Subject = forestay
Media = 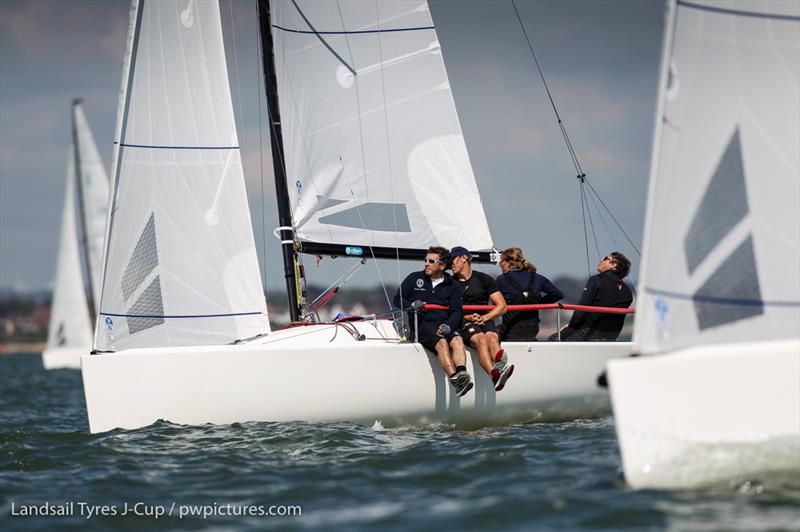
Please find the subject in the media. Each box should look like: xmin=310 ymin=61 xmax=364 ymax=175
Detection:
xmin=47 ymin=150 xmax=94 ymax=351
xmin=271 ymin=0 xmax=493 ymax=252
xmin=634 ymin=0 xmax=800 ymax=354
xmin=73 ymin=103 xmax=111 ymax=309
xmin=95 ymin=0 xmax=270 ymax=352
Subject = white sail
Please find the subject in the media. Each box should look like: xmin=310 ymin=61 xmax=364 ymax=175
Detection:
xmin=633 ymin=0 xmax=800 ymax=355
xmin=94 ymin=0 xmax=270 ymax=352
xmin=47 ymin=150 xmax=94 ymax=351
xmin=271 ymin=0 xmax=493 ymax=252
xmin=73 ymin=103 xmax=111 ymax=310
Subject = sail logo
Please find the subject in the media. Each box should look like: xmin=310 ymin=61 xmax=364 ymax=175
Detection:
xmin=682 ymin=128 xmax=763 ymax=330
xmin=345 ymin=247 xmax=363 ymax=256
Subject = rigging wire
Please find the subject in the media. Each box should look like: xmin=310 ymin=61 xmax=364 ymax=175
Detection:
xmin=584 ymin=179 xmax=641 ymax=256
xmin=510 ymin=0 xmax=584 ymax=179
xmin=583 ymin=185 xmax=602 ymax=260
xmin=586 ymin=185 xmax=620 ymax=251
xmin=511 ymin=0 xmax=641 ymax=275
xmin=579 ymin=185 xmax=591 ymax=276
xmin=374 ymin=1 xmax=404 ymax=317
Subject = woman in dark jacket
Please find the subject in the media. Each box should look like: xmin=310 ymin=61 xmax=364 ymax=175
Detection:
xmin=495 ymin=247 xmax=563 ymax=341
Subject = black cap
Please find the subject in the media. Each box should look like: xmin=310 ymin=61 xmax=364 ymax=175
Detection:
xmin=449 ymin=246 xmax=473 ymax=258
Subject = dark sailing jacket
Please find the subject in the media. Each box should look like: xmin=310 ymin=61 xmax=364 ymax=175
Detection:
xmin=496 ymin=269 xmax=564 ymax=321
xmin=394 ymin=271 xmax=462 ymax=331
xmin=568 ymin=270 xmax=632 ymax=339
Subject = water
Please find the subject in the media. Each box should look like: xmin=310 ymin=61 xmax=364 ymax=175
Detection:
xmin=1 ymin=353 xmax=798 ymax=531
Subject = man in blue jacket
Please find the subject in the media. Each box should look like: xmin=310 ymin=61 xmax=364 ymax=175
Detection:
xmin=394 ymin=246 xmax=472 ymax=397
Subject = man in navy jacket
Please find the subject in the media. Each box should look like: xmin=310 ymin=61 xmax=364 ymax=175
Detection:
xmin=394 ymin=246 xmax=472 ymax=397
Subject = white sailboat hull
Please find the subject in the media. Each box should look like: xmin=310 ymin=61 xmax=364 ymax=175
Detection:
xmin=42 ymin=347 xmax=86 ymax=370
xmin=82 ymin=320 xmax=629 ymax=433
xmin=608 ymin=339 xmax=800 ymax=489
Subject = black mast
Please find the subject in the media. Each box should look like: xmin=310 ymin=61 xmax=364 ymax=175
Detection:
xmin=256 ymin=0 xmax=302 ymax=322
xmin=70 ymin=99 xmax=97 ymax=322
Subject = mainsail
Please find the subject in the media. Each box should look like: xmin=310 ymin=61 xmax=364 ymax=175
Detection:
xmin=270 ymin=0 xmax=493 ymax=254
xmin=46 ymin=103 xmax=110 ymax=354
xmin=47 ymin=150 xmax=94 ymax=351
xmin=633 ymin=0 xmax=800 ymax=354
xmin=72 ymin=102 xmax=111 ymax=310
xmin=94 ymin=0 xmax=270 ymax=351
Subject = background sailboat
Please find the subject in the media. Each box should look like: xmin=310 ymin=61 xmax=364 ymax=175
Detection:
xmin=81 ymin=0 xmax=631 ymax=433
xmin=607 ymin=0 xmax=800 ymax=489
xmin=42 ymin=101 xmax=110 ymax=369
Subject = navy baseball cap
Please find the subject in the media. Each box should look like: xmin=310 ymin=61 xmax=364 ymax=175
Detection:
xmin=449 ymin=246 xmax=473 ymax=258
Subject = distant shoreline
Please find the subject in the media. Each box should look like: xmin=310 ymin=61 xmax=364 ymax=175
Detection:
xmin=0 ymin=342 xmax=45 ymax=355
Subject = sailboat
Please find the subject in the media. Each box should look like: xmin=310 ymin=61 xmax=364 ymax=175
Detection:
xmin=42 ymin=101 xmax=110 ymax=370
xmin=81 ymin=0 xmax=632 ymax=433
xmin=607 ymin=0 xmax=800 ymax=489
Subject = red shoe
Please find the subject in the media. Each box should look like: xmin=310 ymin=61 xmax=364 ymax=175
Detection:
xmin=493 ymin=348 xmax=507 ymax=372
xmin=492 ymin=364 xmax=515 ymax=392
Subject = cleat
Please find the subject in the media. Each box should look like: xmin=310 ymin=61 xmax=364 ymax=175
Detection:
xmin=493 ymin=363 xmax=515 ymax=392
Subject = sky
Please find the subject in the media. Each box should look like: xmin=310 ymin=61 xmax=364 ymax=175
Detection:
xmin=0 ymin=0 xmax=665 ymax=296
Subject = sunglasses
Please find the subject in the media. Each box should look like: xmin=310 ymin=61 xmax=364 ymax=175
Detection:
xmin=603 ymin=256 xmax=617 ymax=263
xmin=424 ymin=259 xmax=442 ymax=265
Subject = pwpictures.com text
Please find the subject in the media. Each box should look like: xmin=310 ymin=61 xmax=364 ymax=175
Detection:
xmin=10 ymin=501 xmax=302 ymax=519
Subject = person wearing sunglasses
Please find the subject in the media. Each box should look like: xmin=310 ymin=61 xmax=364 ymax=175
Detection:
xmin=393 ymin=246 xmax=473 ymax=397
xmin=450 ymin=246 xmax=515 ymax=392
xmin=549 ymin=251 xmax=633 ymax=341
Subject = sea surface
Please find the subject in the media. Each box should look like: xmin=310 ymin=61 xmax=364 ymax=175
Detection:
xmin=1 ymin=353 xmax=798 ymax=531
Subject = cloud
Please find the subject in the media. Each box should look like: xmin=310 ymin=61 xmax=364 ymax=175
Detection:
xmin=0 ymin=0 xmax=128 ymax=64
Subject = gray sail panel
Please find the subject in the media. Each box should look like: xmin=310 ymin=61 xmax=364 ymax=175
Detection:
xmin=126 ymin=276 xmax=165 ymax=334
xmin=318 ymin=202 xmax=411 ymax=232
xmin=693 ymin=236 xmax=763 ymax=330
xmin=121 ymin=214 xmax=159 ymax=302
xmin=684 ymin=129 xmax=749 ymax=274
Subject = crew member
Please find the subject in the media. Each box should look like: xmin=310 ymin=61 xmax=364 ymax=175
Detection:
xmin=394 ymin=247 xmax=472 ymax=397
xmin=496 ymin=247 xmax=563 ymax=341
xmin=450 ymin=246 xmax=514 ymax=392
xmin=550 ymin=251 xmax=633 ymax=341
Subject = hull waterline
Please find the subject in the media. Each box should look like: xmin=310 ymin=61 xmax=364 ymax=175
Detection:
xmin=82 ymin=321 xmax=630 ymax=433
